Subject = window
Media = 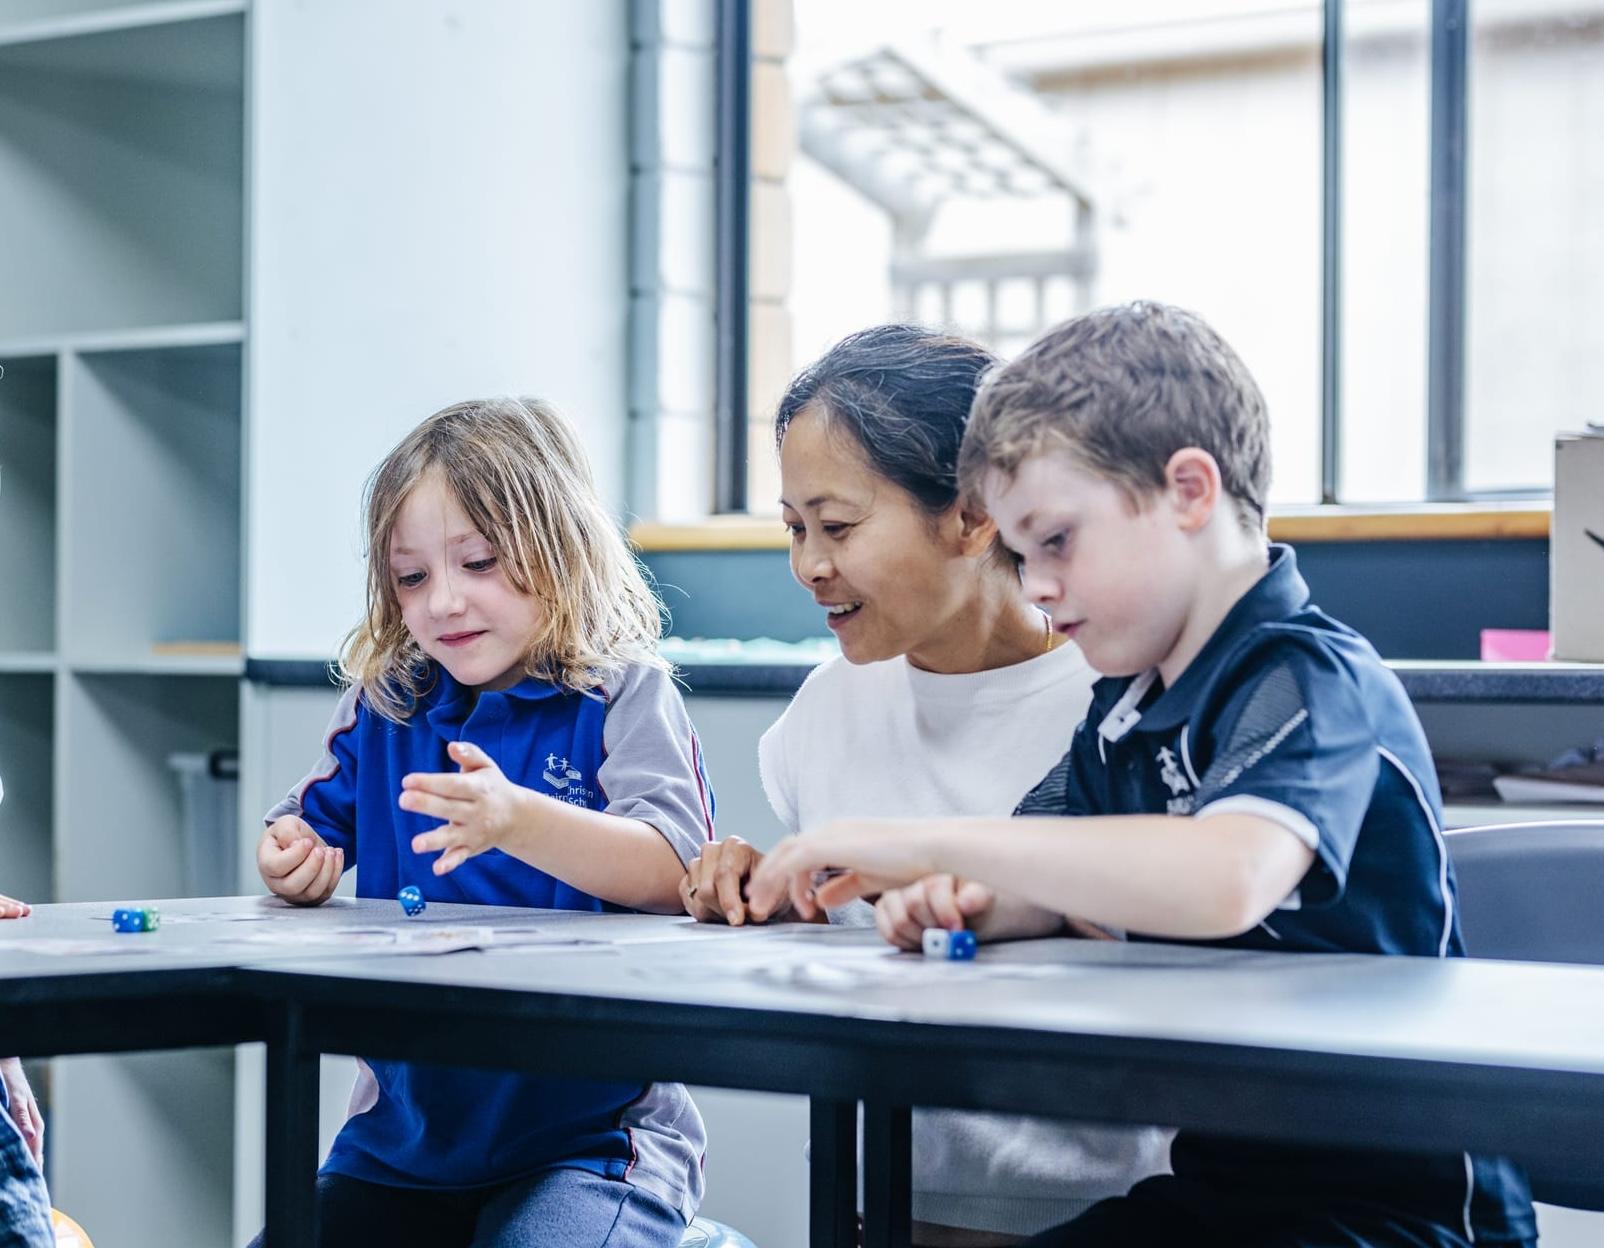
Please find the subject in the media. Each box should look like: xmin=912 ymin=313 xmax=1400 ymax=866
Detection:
xmin=714 ymin=0 xmax=1596 ymax=513
xmin=1464 ymin=1 xmax=1604 ymax=495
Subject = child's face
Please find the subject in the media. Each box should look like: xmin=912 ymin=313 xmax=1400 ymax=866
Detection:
xmin=779 ymin=408 xmax=977 ymax=670
xmin=984 ymin=451 xmax=1200 ymax=680
xmin=388 ymin=472 xmax=542 ymax=693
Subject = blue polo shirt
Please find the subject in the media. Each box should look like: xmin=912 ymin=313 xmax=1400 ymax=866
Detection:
xmin=1019 ymin=545 xmax=1535 ymax=1241
xmin=266 ymin=662 xmax=713 ymax=1211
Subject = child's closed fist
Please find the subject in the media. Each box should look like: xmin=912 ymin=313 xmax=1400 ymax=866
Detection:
xmin=258 ymin=815 xmax=343 ymax=906
xmin=875 ymin=874 xmax=996 ymax=951
xmin=403 ymin=741 xmax=533 ymax=876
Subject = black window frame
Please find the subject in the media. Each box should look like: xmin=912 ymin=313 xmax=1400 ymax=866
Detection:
xmin=714 ymin=0 xmax=1479 ymax=513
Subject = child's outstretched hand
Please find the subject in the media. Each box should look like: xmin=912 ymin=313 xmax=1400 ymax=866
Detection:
xmin=403 ymin=741 xmax=531 ymax=876
xmin=746 ymin=818 xmax=944 ymax=922
xmin=874 ymin=874 xmax=996 ymax=951
xmin=0 ymin=1057 xmax=43 ymax=1165
xmin=0 ymin=893 xmax=30 ymax=919
xmin=258 ymin=815 xmax=343 ymax=906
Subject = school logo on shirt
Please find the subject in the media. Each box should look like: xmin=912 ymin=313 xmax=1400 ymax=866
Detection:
xmin=544 ymin=753 xmax=581 ymax=790
xmin=542 ymin=754 xmax=596 ymax=807
xmin=1157 ymin=744 xmax=1195 ymax=815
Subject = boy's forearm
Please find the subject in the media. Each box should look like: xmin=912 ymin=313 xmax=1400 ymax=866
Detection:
xmin=928 ymin=813 xmax=1314 ymax=940
xmin=974 ymin=893 xmax=1068 ymax=942
xmin=503 ymin=792 xmax=687 ymax=913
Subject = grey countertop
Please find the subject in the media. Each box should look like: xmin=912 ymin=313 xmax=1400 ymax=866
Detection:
xmin=244 ymin=654 xmax=1604 ymax=703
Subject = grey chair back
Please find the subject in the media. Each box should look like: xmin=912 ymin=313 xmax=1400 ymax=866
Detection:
xmin=1447 ymin=821 xmax=1604 ymax=965
xmin=1447 ymin=820 xmax=1604 ymax=1210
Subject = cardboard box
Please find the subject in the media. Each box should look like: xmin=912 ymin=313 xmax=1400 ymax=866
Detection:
xmin=1551 ymin=426 xmax=1604 ymax=662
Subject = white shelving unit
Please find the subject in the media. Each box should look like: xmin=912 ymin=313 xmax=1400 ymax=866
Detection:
xmin=0 ymin=6 xmax=245 ymax=1245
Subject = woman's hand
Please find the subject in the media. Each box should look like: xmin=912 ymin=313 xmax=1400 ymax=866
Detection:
xmin=0 ymin=1057 xmax=44 ymax=1166
xmin=680 ymin=836 xmax=782 ymax=925
xmin=0 ymin=893 xmax=30 ymax=920
xmin=746 ymin=819 xmax=945 ymax=922
xmin=404 ymin=740 xmax=535 ymax=876
xmin=258 ymin=816 xmax=343 ymax=906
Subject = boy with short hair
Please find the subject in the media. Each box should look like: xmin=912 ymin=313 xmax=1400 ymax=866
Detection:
xmin=749 ymin=302 xmax=1537 ymax=1246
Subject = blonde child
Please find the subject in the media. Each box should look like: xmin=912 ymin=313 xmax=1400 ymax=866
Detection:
xmin=252 ymin=398 xmax=713 ymax=1247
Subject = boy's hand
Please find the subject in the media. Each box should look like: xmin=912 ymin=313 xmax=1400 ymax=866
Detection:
xmin=875 ymin=874 xmax=996 ymax=951
xmin=258 ymin=815 xmax=343 ymax=906
xmin=0 ymin=1056 xmax=44 ymax=1166
xmin=680 ymin=836 xmax=785 ymax=926
xmin=746 ymin=818 xmax=943 ymax=922
xmin=0 ymin=893 xmax=30 ymax=919
xmin=403 ymin=741 xmax=532 ymax=876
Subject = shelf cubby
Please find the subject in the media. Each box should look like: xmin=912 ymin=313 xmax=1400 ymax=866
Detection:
xmin=0 ymin=10 xmax=243 ymax=340
xmin=55 ymin=672 xmax=238 ymax=902
xmin=60 ymin=341 xmax=241 ymax=664
xmin=52 ymin=1049 xmax=234 ymax=1248
xmin=0 ymin=354 xmax=58 ymax=654
xmin=0 ymin=674 xmax=55 ymax=903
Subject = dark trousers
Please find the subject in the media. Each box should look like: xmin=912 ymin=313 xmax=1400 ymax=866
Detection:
xmin=1023 ymin=1174 xmax=1535 ymax=1248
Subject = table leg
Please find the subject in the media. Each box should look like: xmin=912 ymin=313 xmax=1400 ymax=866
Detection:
xmin=264 ymin=1004 xmax=319 ymax=1247
xmin=862 ymin=1100 xmax=911 ymax=1248
xmin=810 ymin=1096 xmax=858 ymax=1248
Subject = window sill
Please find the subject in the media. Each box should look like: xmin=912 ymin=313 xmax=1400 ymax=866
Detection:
xmin=630 ymin=503 xmax=1551 ymax=552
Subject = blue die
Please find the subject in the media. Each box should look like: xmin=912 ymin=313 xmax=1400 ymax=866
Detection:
xmin=921 ymin=928 xmax=977 ymax=961
xmin=111 ymin=906 xmax=158 ymax=933
xmin=397 ymin=886 xmax=426 ymax=917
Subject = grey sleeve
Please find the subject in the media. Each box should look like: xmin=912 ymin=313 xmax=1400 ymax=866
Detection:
xmin=262 ymin=684 xmax=362 ymax=857
xmin=597 ymin=664 xmax=716 ymax=867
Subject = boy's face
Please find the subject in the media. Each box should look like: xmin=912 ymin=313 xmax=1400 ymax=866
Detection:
xmin=985 ymin=451 xmax=1199 ymax=680
xmin=389 ymin=472 xmax=542 ymax=693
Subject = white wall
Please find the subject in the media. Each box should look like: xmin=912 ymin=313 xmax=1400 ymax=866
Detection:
xmin=246 ymin=0 xmax=631 ymax=660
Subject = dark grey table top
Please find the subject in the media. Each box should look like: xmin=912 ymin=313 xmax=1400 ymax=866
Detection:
xmin=8 ymin=897 xmax=1604 ymax=1179
xmin=232 ymin=916 xmax=1604 ymax=1077
xmin=6 ymin=897 xmax=1604 ymax=1077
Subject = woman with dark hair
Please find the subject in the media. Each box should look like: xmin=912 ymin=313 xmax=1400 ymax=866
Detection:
xmin=680 ymin=326 xmax=1169 ymax=1246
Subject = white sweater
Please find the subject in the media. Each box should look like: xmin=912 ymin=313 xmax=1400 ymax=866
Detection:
xmin=758 ymin=642 xmax=1172 ymax=1236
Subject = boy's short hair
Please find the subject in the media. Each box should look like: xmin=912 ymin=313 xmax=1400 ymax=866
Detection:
xmin=959 ymin=301 xmax=1271 ymax=527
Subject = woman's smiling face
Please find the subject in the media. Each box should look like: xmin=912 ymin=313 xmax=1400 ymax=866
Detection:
xmin=779 ymin=405 xmax=980 ymax=668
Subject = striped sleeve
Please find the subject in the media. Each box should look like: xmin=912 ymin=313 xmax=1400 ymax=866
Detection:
xmin=597 ymin=664 xmax=716 ymax=866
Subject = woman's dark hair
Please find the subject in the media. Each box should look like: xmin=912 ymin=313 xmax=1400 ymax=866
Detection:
xmin=775 ymin=324 xmax=999 ymax=516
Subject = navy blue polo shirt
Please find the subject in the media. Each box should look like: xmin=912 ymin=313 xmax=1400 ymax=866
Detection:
xmin=1020 ymin=545 xmax=1535 ymax=1242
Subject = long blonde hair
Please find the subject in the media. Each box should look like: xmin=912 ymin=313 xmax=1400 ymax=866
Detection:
xmin=340 ymin=397 xmax=668 ymax=721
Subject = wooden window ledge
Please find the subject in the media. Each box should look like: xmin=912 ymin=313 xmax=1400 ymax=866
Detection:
xmin=631 ymin=503 xmax=1551 ymax=552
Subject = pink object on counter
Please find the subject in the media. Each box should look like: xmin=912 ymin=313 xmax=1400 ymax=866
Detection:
xmin=1479 ymin=629 xmax=1552 ymax=662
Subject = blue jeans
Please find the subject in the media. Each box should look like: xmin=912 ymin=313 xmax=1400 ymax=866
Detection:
xmin=248 ymin=1165 xmax=685 ymax=1248
xmin=0 ymin=1106 xmax=51 ymax=1248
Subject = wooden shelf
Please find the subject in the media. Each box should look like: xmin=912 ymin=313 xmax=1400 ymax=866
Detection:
xmin=632 ymin=503 xmax=1553 ymax=552
xmin=68 ymin=654 xmax=245 ymax=678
